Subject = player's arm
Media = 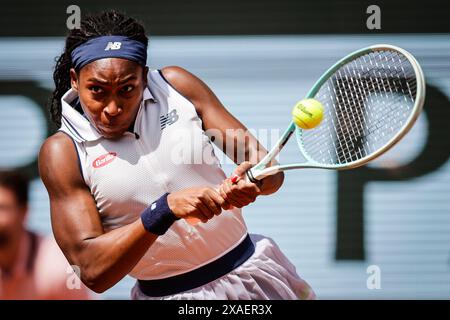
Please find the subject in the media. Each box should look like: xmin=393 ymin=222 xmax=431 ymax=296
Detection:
xmin=39 ymin=133 xmax=226 ymax=292
xmin=39 ymin=133 xmax=159 ymax=293
xmin=160 ymin=66 xmax=284 ymax=196
xmin=39 ymin=133 xmax=157 ymax=292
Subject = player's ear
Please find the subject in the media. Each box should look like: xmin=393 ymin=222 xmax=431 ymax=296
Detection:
xmin=70 ymin=68 xmax=79 ymax=91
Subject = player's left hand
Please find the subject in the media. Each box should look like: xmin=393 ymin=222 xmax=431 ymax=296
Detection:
xmin=218 ymin=161 xmax=262 ymax=208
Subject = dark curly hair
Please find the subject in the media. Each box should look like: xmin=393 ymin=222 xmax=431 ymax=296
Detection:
xmin=49 ymin=10 xmax=148 ymax=127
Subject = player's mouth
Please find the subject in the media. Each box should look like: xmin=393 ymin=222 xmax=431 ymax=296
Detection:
xmin=97 ymin=124 xmax=125 ymax=138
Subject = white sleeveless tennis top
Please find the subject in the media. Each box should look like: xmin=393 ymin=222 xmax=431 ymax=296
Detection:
xmin=59 ymin=69 xmax=248 ymax=280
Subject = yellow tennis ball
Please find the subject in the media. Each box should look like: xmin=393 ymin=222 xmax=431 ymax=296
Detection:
xmin=292 ymin=98 xmax=324 ymax=129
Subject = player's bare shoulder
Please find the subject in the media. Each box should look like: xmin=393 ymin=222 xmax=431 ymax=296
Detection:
xmin=159 ymin=66 xmax=204 ymax=96
xmin=160 ymin=66 xmax=220 ymax=116
xmin=160 ymin=65 xmax=193 ymax=83
xmin=38 ymin=132 xmax=84 ymax=192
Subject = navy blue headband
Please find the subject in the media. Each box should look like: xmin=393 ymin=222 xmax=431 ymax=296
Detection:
xmin=71 ymin=36 xmax=147 ymax=70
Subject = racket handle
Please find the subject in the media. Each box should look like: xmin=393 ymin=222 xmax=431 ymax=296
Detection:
xmin=186 ymin=170 xmax=263 ymax=225
xmin=186 ymin=170 xmax=261 ymax=225
xmin=185 ymin=184 xmax=235 ymax=226
xmin=246 ymin=169 xmax=258 ymax=183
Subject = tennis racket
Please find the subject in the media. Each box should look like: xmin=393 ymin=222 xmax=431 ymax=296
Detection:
xmin=186 ymin=44 xmax=425 ymax=225
xmin=245 ymin=44 xmax=425 ymax=182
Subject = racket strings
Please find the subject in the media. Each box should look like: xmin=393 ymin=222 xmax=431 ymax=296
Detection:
xmin=305 ymin=76 xmax=413 ymax=162
xmin=301 ymin=50 xmax=417 ymax=165
xmin=332 ymin=75 xmax=415 ymax=160
xmin=309 ymin=79 xmax=414 ymax=163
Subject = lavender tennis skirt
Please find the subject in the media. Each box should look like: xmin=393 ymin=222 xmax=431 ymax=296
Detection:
xmin=131 ymin=234 xmax=315 ymax=300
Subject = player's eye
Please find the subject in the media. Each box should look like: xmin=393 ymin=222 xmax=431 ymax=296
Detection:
xmin=121 ymin=85 xmax=135 ymax=93
xmin=89 ymin=86 xmax=103 ymax=94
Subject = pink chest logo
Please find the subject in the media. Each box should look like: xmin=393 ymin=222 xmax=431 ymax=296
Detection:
xmin=93 ymin=152 xmax=117 ymax=168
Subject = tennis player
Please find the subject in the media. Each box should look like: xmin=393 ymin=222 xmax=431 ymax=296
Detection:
xmin=39 ymin=10 xmax=315 ymax=300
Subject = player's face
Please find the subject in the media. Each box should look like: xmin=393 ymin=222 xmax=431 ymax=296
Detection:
xmin=0 ymin=187 xmax=26 ymax=252
xmin=71 ymin=58 xmax=148 ymax=139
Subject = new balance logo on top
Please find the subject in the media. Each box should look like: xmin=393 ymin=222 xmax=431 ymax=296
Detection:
xmin=160 ymin=109 xmax=179 ymax=130
xmin=104 ymin=42 xmax=122 ymax=51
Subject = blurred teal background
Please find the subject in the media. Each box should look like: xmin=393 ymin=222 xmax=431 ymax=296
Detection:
xmin=0 ymin=0 xmax=449 ymax=299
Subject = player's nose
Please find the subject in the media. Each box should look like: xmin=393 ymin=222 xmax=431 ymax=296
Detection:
xmin=103 ymin=101 xmax=123 ymax=117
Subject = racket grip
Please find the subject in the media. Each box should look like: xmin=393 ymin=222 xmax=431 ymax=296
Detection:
xmin=245 ymin=168 xmax=260 ymax=184
xmin=186 ymin=171 xmax=258 ymax=226
xmin=185 ymin=184 xmax=235 ymax=226
xmin=230 ymin=171 xmax=251 ymax=184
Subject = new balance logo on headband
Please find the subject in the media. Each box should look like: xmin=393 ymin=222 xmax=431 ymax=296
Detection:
xmin=104 ymin=42 xmax=122 ymax=51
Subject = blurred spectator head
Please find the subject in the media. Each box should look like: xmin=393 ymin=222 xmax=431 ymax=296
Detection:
xmin=0 ymin=170 xmax=29 ymax=253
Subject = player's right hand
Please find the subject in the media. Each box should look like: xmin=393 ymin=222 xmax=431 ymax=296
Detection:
xmin=167 ymin=187 xmax=230 ymax=223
